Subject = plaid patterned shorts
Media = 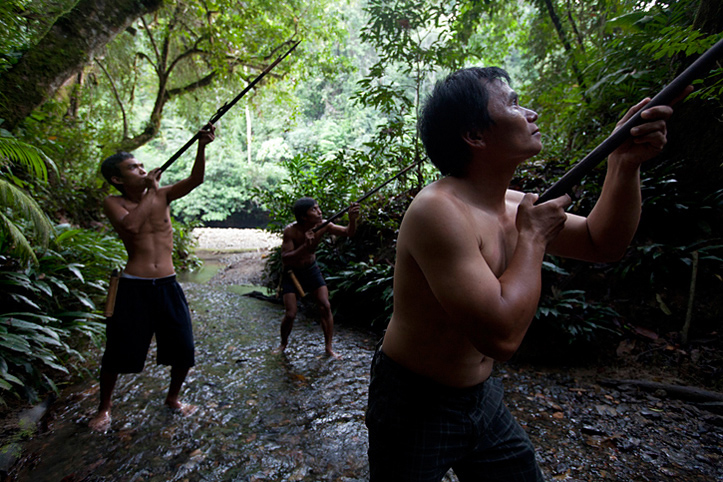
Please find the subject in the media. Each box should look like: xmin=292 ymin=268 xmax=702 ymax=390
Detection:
xmin=365 ymin=348 xmax=545 ymax=482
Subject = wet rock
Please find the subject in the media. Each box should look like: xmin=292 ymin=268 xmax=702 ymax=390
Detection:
xmin=581 ymin=425 xmax=607 ymax=436
xmin=640 ymin=408 xmax=664 ymax=420
xmin=617 ymin=436 xmax=642 ymax=452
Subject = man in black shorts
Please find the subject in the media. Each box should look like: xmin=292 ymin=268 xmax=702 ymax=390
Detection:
xmin=89 ymin=124 xmax=215 ymax=432
xmin=102 ymin=274 xmax=194 ymax=374
xmin=273 ymin=197 xmax=359 ymax=359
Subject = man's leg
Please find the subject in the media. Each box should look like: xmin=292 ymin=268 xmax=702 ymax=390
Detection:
xmin=366 ymin=350 xmax=454 ymax=481
xmin=89 ymin=366 xmax=118 ymax=432
xmin=155 ymin=280 xmax=197 ymax=415
xmin=313 ymin=286 xmax=340 ymax=359
xmin=273 ymin=292 xmax=297 ymax=353
xmin=165 ymin=365 xmax=197 ymax=415
xmin=452 ymin=379 xmax=545 ymax=482
xmin=453 ymin=421 xmax=544 ymax=482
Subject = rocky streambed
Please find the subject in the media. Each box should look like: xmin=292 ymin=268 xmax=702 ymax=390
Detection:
xmin=1 ymin=228 xmax=721 ymax=481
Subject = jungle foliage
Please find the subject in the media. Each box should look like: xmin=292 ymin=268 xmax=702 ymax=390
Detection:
xmin=0 ymin=0 xmax=722 ymax=402
xmin=258 ymin=0 xmax=723 ymax=351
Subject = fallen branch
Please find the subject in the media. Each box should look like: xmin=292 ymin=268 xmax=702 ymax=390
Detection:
xmin=599 ymin=378 xmax=723 ymax=403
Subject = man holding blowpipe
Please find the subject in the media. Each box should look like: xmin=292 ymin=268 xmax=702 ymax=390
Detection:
xmin=273 ymin=197 xmax=359 ymax=359
xmin=365 ymin=66 xmax=691 ymax=481
xmin=90 ymin=124 xmax=215 ymax=433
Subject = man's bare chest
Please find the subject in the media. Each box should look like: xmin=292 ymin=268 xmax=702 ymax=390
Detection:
xmin=475 ymin=211 xmax=519 ymax=278
xmin=121 ymin=200 xmax=172 ymax=233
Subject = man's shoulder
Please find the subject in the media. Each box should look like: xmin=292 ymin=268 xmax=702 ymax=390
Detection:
xmin=400 ymin=184 xmax=468 ymax=242
xmin=103 ymin=194 xmax=126 ymax=207
xmin=408 ymin=180 xmax=463 ymax=214
xmin=283 ymin=222 xmax=302 ymax=236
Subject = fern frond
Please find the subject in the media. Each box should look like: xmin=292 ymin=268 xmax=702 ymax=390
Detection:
xmin=0 ymin=178 xmax=53 ymax=248
xmin=0 ymin=137 xmax=57 ymax=183
xmin=0 ymin=210 xmax=38 ymax=264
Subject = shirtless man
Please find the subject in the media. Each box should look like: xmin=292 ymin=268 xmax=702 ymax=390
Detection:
xmin=89 ymin=124 xmax=215 ymax=432
xmin=273 ymin=197 xmax=359 ymax=358
xmin=365 ymin=67 xmax=688 ymax=481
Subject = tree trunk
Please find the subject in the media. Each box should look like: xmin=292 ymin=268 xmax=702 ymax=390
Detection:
xmin=0 ymin=0 xmax=163 ymax=132
xmin=692 ymin=0 xmax=723 ymax=34
xmin=539 ymin=0 xmax=588 ymax=98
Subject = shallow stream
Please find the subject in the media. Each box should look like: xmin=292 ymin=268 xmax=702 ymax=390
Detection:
xmin=11 ymin=283 xmax=379 ymax=481
xmin=7 ymin=277 xmax=721 ymax=481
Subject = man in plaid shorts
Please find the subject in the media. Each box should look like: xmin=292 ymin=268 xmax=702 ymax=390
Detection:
xmin=366 ymin=67 xmax=683 ymax=480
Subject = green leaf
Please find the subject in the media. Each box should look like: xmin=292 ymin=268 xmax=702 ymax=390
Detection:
xmin=0 ymin=335 xmax=31 ymax=353
xmin=0 ymin=378 xmax=15 ymax=390
xmin=66 ymin=264 xmax=85 ymax=282
xmin=655 ymin=294 xmax=672 ymax=315
xmin=0 ymin=372 xmax=24 ymax=387
xmin=8 ymin=294 xmax=41 ymax=311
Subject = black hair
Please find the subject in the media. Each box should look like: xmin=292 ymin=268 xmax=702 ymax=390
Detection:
xmin=418 ymin=67 xmax=511 ymax=177
xmin=100 ymin=152 xmax=134 ymax=194
xmin=293 ymin=197 xmax=317 ymax=222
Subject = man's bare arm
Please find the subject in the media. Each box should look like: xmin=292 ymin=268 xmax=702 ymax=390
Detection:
xmin=104 ymin=172 xmax=162 ymax=235
xmin=325 ymin=203 xmax=359 ymax=237
xmin=403 ymin=192 xmax=568 ymax=361
xmin=280 ymin=226 xmax=314 ymax=265
xmin=167 ymin=125 xmax=215 ymax=202
xmin=548 ymin=101 xmax=676 ymax=262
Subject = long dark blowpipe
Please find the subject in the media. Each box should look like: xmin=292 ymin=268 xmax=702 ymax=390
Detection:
xmin=158 ymin=39 xmax=302 ymax=173
xmin=312 ymin=159 xmax=422 ymax=232
xmin=536 ymin=36 xmax=723 ymax=204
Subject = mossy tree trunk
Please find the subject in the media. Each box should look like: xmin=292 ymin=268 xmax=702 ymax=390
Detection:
xmin=0 ymin=0 xmax=163 ymax=132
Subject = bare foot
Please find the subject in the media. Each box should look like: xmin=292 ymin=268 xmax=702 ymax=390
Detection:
xmin=272 ymin=344 xmax=287 ymax=354
xmin=326 ymin=349 xmax=342 ymax=360
xmin=166 ymin=401 xmax=198 ymax=416
xmin=89 ymin=410 xmax=111 ymax=433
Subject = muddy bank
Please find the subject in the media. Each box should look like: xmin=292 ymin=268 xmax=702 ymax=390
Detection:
xmin=190 ymin=227 xmax=280 ymax=287
xmin=193 ymin=227 xmax=281 ymax=253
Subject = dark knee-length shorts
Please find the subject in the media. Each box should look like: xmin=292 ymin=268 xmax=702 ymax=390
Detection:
xmin=281 ymin=261 xmax=326 ymax=295
xmin=101 ymin=275 xmax=194 ymax=373
xmin=365 ymin=348 xmax=545 ymax=482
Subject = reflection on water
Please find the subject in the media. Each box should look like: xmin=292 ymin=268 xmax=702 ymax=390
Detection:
xmin=177 ymin=259 xmax=223 ymax=284
xmin=225 ymin=284 xmax=268 ymax=296
xmin=11 ymin=283 xmax=378 ymax=481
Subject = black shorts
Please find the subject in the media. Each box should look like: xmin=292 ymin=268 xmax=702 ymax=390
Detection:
xmin=101 ymin=275 xmax=195 ymax=373
xmin=366 ymin=348 xmax=544 ymax=482
xmin=281 ymin=261 xmax=326 ymax=295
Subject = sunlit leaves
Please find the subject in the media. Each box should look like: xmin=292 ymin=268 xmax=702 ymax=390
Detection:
xmin=0 ymin=136 xmax=56 ymax=263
